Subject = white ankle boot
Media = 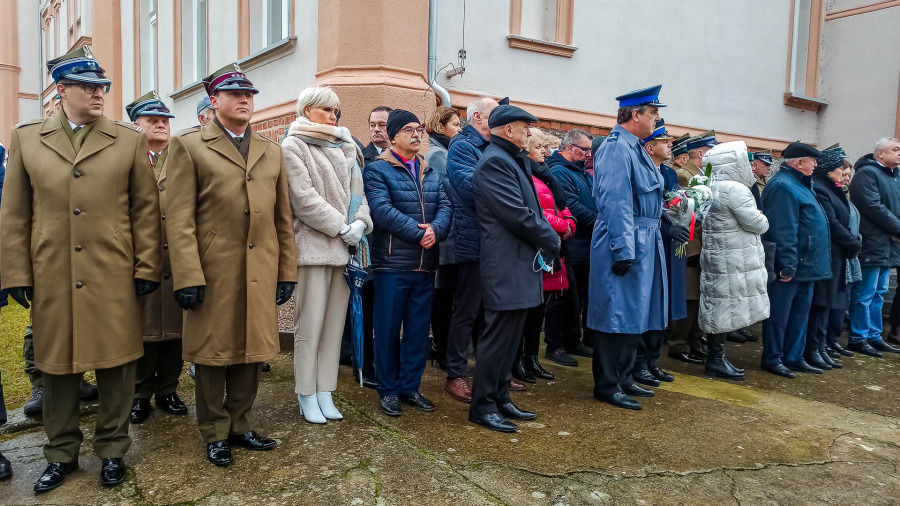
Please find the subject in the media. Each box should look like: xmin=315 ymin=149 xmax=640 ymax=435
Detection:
xmin=316 ymin=391 xmax=343 ymax=421
xmin=298 ymin=394 xmax=326 ymax=424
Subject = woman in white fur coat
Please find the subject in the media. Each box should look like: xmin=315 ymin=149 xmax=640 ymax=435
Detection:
xmin=699 ymin=141 xmax=770 ymax=381
xmin=282 ymin=86 xmax=373 ymax=423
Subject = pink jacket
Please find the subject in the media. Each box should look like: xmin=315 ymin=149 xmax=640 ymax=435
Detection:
xmin=533 ymin=176 xmax=575 ymax=292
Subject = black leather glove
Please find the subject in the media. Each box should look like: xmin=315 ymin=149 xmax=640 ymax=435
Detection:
xmin=135 ymin=279 xmax=160 ymax=297
xmin=276 ymin=282 xmax=296 ymax=306
xmin=174 ymin=286 xmax=205 ymax=310
xmin=8 ymin=286 xmax=33 ymax=309
xmin=670 ymin=223 xmax=690 ymax=244
xmin=611 ymin=259 xmax=633 ymax=276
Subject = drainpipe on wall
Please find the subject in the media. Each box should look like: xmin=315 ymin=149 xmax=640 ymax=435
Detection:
xmin=428 ymin=0 xmax=452 ymax=107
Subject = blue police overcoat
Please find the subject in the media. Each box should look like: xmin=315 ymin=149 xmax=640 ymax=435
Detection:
xmin=588 ymin=125 xmax=668 ymax=334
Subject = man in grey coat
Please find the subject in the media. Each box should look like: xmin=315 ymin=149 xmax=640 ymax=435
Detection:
xmin=469 ymin=105 xmax=560 ymax=433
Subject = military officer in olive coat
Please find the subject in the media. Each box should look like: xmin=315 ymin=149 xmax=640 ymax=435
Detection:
xmin=0 ymin=46 xmax=161 ymax=493
xmin=125 ymin=91 xmax=189 ymax=425
xmin=166 ymin=63 xmax=298 ymax=468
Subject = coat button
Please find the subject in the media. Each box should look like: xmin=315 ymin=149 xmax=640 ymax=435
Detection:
xmin=158 ymin=185 xmax=164 ymax=192
xmin=244 ymin=209 xmax=250 ymax=215
xmin=75 ymin=281 xmax=83 ymax=288
xmin=74 ymin=244 xmax=82 ymax=252
xmin=163 ymin=273 xmax=171 ymax=280
xmin=161 ymin=214 xmax=166 ymax=220
xmin=249 ymin=243 xmax=254 ymax=249
xmin=163 ymin=243 xmax=168 ymax=250
xmin=246 ymin=175 xmax=252 ymax=181
xmin=73 ymin=171 xmax=81 ymax=178
xmin=73 ymin=208 xmax=81 ymax=215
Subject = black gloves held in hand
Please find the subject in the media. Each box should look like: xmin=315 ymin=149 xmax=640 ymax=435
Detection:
xmin=276 ymin=282 xmax=296 ymax=306
xmin=174 ymin=286 xmax=205 ymax=310
xmin=8 ymin=286 xmax=33 ymax=309
xmin=611 ymin=259 xmax=633 ymax=276
xmin=670 ymin=223 xmax=691 ymax=244
xmin=135 ymin=279 xmax=160 ymax=297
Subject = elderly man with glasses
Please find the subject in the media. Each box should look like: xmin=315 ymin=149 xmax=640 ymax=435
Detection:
xmin=363 ymin=109 xmax=453 ymax=417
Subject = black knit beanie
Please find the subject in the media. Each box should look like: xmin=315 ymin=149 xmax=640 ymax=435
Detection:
xmin=386 ymin=109 xmax=420 ymax=140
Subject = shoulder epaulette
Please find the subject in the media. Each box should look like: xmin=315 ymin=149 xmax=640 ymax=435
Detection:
xmin=114 ymin=120 xmax=143 ymax=132
xmin=176 ymin=126 xmax=201 ymax=136
xmin=15 ymin=119 xmax=43 ymax=129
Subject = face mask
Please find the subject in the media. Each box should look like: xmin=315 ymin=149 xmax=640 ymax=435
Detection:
xmin=533 ymin=250 xmax=554 ymax=273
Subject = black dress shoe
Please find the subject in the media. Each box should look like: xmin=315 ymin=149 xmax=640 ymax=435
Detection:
xmin=469 ymin=412 xmax=517 ymax=433
xmin=399 ymin=392 xmax=436 ymax=412
xmin=785 ymin=361 xmax=823 ymax=374
xmin=498 ymin=402 xmax=536 ymax=421
xmin=668 ymin=349 xmax=704 ymax=365
xmin=567 ymin=343 xmax=594 ymax=358
xmin=546 ymin=347 xmax=578 ymax=367
xmin=130 ymin=398 xmax=152 ymax=424
xmin=380 ymin=395 xmax=401 ymax=416
xmin=524 ymin=354 xmax=555 ymax=380
xmin=0 ymin=452 xmax=12 ymax=480
xmin=623 ymin=383 xmax=654 ymax=397
xmin=261 ymin=362 xmax=271 ymax=372
xmin=594 ymin=391 xmax=642 ymax=410
xmin=762 ymin=363 xmax=796 ymax=378
xmin=870 ymin=340 xmax=900 ymax=353
xmin=206 ymin=440 xmax=232 ymax=467
xmin=725 ymin=331 xmax=746 ymax=343
xmin=633 ymin=368 xmax=660 ymax=387
xmin=804 ymin=353 xmax=832 ymax=371
xmin=156 ymin=393 xmax=188 ymax=415
xmin=737 ymin=328 xmax=756 ymax=341
xmin=34 ymin=461 xmax=78 ymax=493
xmin=228 ymin=431 xmax=276 ymax=451
xmin=100 ymin=457 xmax=126 ymax=487
xmin=847 ymin=341 xmax=882 ymax=357
xmin=649 ymin=365 xmax=674 ymax=382
xmin=832 ymin=342 xmax=854 ymax=357
xmin=512 ymin=358 xmax=537 ymax=384
xmin=78 ymin=380 xmax=99 ymax=402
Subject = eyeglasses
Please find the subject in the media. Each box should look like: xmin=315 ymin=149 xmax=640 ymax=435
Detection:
xmin=399 ymin=126 xmax=426 ymax=136
xmin=572 ymin=145 xmax=591 ymax=152
xmin=64 ymin=83 xmax=109 ymax=95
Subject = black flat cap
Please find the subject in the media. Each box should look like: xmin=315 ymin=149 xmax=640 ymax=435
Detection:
xmin=488 ymin=105 xmax=537 ymax=128
xmin=781 ymin=142 xmax=822 ymax=159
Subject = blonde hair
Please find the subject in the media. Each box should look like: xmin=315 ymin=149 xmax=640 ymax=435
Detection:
xmin=545 ymin=134 xmax=561 ymax=150
xmin=526 ymin=128 xmax=546 ymax=151
xmin=296 ymin=86 xmax=340 ymax=119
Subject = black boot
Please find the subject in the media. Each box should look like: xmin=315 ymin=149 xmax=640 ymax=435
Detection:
xmin=512 ymin=357 xmax=536 ymax=384
xmin=705 ymin=333 xmax=744 ymax=381
xmin=819 ymin=340 xmax=841 ymax=369
xmin=804 ymin=332 xmax=832 ymax=370
xmin=524 ymin=354 xmax=555 ymax=380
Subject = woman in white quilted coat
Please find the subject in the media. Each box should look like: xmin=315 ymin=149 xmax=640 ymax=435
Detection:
xmin=699 ymin=141 xmax=770 ymax=381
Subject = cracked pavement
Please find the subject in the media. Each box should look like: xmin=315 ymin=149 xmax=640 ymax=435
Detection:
xmin=1 ymin=334 xmax=898 ymax=505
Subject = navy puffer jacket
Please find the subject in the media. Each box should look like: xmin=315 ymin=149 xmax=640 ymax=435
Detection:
xmin=547 ymin=151 xmax=596 ymax=265
xmin=446 ymin=125 xmax=489 ymax=262
xmin=364 ymin=150 xmax=453 ymax=272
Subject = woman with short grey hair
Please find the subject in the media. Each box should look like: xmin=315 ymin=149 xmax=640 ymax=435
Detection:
xmin=282 ymin=86 xmax=373 ymax=423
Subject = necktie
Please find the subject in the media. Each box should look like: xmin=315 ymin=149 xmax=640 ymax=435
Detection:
xmin=73 ymin=126 xmax=82 ymax=133
xmin=234 ymin=136 xmax=243 ymax=143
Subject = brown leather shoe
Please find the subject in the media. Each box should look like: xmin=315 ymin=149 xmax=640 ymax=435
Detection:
xmin=509 ymin=379 xmax=527 ymax=391
xmin=445 ymin=377 xmax=472 ymax=403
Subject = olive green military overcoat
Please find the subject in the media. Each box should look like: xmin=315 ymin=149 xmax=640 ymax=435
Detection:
xmin=0 ymin=114 xmax=162 ymax=374
xmin=140 ymin=147 xmax=183 ymax=341
xmin=166 ymin=122 xmax=297 ymax=366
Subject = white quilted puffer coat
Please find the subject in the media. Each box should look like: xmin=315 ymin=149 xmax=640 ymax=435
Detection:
xmin=699 ymin=141 xmax=770 ymax=334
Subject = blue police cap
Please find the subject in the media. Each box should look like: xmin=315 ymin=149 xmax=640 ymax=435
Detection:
xmin=196 ymin=95 xmax=212 ymax=115
xmin=686 ymin=130 xmax=717 ymax=151
xmin=46 ymin=45 xmax=111 ymax=91
xmin=615 ymin=84 xmax=666 ymax=108
xmin=126 ymin=91 xmax=175 ymax=122
xmin=488 ymin=105 xmax=538 ymax=128
xmin=642 ymin=118 xmax=673 ymax=143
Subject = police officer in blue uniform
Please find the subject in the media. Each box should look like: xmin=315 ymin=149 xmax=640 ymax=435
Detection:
xmin=589 ymin=86 xmax=669 ymax=410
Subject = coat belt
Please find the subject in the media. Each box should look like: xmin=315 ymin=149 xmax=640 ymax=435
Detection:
xmin=633 ymin=216 xmax=660 ymax=228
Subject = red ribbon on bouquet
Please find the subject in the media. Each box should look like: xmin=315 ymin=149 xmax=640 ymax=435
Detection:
xmin=688 ymin=211 xmax=696 ymax=241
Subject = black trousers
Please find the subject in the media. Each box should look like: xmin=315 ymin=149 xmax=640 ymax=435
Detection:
xmin=634 ymin=329 xmax=666 ymax=372
xmin=521 ymin=300 xmax=546 ymax=356
xmin=470 ymin=309 xmax=529 ymax=417
xmin=592 ymin=332 xmax=640 ymax=397
xmin=135 ymin=339 xmax=184 ymax=400
xmin=447 ymin=262 xmax=483 ymax=379
xmin=431 ymin=264 xmax=458 ymax=361
xmin=890 ymin=267 xmax=900 ymax=327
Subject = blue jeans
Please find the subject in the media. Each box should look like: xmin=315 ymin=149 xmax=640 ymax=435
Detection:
xmin=373 ymin=271 xmax=435 ymax=397
xmin=762 ymin=280 xmax=814 ymax=367
xmin=849 ymin=266 xmax=890 ymax=344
